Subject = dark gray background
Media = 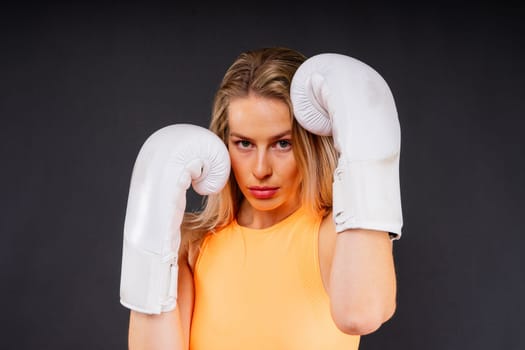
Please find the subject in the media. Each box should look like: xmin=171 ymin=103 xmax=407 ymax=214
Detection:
xmin=1 ymin=1 xmax=524 ymax=349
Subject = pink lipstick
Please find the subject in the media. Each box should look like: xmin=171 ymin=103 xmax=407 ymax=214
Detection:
xmin=248 ymin=186 xmax=279 ymax=199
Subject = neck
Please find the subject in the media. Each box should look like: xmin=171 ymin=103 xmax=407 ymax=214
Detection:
xmin=236 ymin=199 xmax=301 ymax=229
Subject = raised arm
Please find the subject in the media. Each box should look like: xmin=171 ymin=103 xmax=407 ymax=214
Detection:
xmin=321 ymin=217 xmax=397 ymax=335
xmin=119 ymin=124 xmax=230 ymax=348
xmin=128 ymin=227 xmax=196 ymax=349
xmin=291 ymin=53 xmax=402 ymax=335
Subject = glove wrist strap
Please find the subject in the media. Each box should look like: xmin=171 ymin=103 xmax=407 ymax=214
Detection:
xmin=332 ymin=153 xmax=403 ymax=239
xmin=120 ymin=238 xmax=178 ymax=314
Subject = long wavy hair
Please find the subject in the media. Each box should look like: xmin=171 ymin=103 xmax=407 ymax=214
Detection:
xmin=185 ymin=47 xmax=338 ymax=235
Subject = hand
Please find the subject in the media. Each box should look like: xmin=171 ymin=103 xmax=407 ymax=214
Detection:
xmin=120 ymin=124 xmax=230 ymax=314
xmin=291 ymin=53 xmax=403 ymax=237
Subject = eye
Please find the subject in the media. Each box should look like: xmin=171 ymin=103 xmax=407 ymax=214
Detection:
xmin=274 ymin=139 xmax=292 ymax=150
xmin=235 ymin=140 xmax=252 ymax=149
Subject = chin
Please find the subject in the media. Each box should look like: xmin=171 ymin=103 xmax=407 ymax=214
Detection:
xmin=246 ymin=197 xmax=284 ymax=212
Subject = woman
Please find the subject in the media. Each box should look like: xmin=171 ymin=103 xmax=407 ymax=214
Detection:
xmin=128 ymin=47 xmax=398 ymax=349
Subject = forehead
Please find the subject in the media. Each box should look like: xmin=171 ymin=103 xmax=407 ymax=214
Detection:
xmin=228 ymin=95 xmax=291 ymax=136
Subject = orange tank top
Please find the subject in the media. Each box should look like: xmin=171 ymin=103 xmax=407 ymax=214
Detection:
xmin=190 ymin=207 xmax=360 ymax=350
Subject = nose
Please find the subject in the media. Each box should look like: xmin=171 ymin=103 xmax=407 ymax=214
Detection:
xmin=252 ymin=149 xmax=272 ymax=180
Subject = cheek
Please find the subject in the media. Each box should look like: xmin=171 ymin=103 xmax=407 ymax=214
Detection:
xmin=280 ymin=155 xmax=300 ymax=180
xmin=228 ymin=150 xmax=246 ymax=180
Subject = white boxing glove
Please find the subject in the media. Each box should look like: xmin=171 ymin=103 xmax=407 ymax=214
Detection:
xmin=120 ymin=124 xmax=230 ymax=314
xmin=291 ymin=53 xmax=403 ymax=238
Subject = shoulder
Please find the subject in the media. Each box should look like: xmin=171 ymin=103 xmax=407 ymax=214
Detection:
xmin=319 ymin=211 xmax=337 ymax=244
xmin=180 ymin=213 xmax=209 ymax=273
xmin=318 ymin=212 xmax=337 ymax=261
xmin=318 ymin=212 xmax=337 ymax=292
xmin=319 ymin=211 xmax=335 ymax=235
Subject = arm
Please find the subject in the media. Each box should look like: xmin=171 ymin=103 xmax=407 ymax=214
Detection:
xmin=119 ymin=124 xmax=230 ymax=348
xmin=292 ymin=53 xmax=403 ymax=335
xmin=329 ymin=227 xmax=396 ymax=335
xmin=320 ymin=215 xmax=396 ymax=336
xmin=129 ymin=308 xmax=183 ymax=349
xmin=128 ymin=229 xmax=195 ymax=350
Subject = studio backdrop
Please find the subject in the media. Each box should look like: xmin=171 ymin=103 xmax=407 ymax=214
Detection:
xmin=1 ymin=2 xmax=524 ymax=349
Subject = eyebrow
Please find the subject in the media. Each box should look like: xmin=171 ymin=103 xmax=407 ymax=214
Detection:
xmin=229 ymin=130 xmax=292 ymax=141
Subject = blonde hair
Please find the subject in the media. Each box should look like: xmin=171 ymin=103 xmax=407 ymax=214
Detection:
xmin=186 ymin=47 xmax=338 ymax=234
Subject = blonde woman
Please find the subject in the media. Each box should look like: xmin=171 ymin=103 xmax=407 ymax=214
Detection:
xmin=122 ymin=47 xmax=402 ymax=349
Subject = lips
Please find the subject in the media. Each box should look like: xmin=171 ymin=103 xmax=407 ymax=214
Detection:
xmin=248 ymin=186 xmax=279 ymax=199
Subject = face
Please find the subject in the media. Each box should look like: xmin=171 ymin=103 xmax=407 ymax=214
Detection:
xmin=227 ymin=94 xmax=302 ymax=217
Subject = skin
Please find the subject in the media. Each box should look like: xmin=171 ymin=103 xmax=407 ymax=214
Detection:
xmin=128 ymin=94 xmax=397 ymax=349
xmin=227 ymin=94 xmax=302 ymax=229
